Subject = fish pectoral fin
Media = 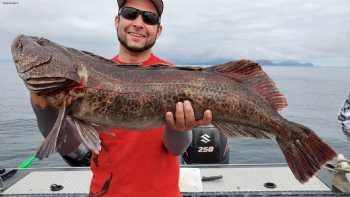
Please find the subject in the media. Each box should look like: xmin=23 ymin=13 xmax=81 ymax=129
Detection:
xmin=55 ymin=116 xmax=85 ymax=155
xmin=212 ymin=121 xmax=274 ymax=139
xmin=36 ymin=102 xmax=66 ymax=160
xmin=72 ymin=118 xmax=101 ymax=154
xmin=207 ymin=60 xmax=288 ymax=111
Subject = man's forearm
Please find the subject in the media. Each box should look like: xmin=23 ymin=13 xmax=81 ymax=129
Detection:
xmin=163 ymin=127 xmax=192 ymax=155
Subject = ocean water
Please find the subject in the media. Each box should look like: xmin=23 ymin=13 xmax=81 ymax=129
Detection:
xmin=0 ymin=63 xmax=349 ymax=168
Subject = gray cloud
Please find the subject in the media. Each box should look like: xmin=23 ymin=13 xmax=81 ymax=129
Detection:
xmin=1 ymin=0 xmax=349 ymax=66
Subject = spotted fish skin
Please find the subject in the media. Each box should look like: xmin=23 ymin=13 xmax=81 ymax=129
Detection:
xmin=12 ymin=35 xmax=336 ymax=183
xmin=69 ymin=68 xmax=277 ymax=131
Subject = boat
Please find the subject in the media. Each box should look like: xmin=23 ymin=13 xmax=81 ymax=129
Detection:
xmin=1 ymin=124 xmax=349 ymax=196
xmin=1 ymin=161 xmax=349 ymax=197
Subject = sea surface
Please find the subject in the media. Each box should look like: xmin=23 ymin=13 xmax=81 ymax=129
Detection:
xmin=0 ymin=63 xmax=349 ymax=168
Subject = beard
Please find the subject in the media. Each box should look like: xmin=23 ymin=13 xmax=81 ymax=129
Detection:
xmin=117 ymin=29 xmax=157 ymax=53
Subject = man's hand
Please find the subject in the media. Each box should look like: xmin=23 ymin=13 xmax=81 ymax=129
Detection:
xmin=165 ymin=100 xmax=212 ymax=132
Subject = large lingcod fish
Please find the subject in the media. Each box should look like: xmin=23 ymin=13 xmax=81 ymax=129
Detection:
xmin=12 ymin=35 xmax=336 ymax=183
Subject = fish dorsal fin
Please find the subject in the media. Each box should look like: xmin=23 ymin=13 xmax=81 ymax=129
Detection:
xmin=207 ymin=59 xmax=288 ymax=111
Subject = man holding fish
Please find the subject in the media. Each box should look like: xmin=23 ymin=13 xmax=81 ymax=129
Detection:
xmin=89 ymin=0 xmax=212 ymax=196
xmin=12 ymin=0 xmax=337 ymax=196
xmin=31 ymin=0 xmax=212 ymax=196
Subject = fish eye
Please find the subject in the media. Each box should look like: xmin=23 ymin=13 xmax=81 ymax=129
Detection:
xmin=37 ymin=38 xmax=49 ymax=46
xmin=16 ymin=41 xmax=23 ymax=51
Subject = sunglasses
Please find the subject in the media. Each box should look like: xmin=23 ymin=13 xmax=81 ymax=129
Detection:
xmin=118 ymin=7 xmax=160 ymax=25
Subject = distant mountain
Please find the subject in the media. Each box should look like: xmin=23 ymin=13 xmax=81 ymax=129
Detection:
xmin=173 ymin=58 xmax=315 ymax=67
xmin=256 ymin=59 xmax=315 ymax=67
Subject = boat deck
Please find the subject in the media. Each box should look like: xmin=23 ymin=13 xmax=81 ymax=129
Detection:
xmin=1 ymin=164 xmax=349 ymax=196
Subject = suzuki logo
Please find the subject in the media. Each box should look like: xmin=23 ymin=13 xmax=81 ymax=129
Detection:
xmin=200 ymin=134 xmax=211 ymax=143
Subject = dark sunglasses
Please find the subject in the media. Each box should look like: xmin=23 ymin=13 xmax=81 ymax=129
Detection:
xmin=118 ymin=7 xmax=160 ymax=25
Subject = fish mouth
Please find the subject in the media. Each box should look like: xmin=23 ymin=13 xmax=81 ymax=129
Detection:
xmin=12 ymin=35 xmax=82 ymax=94
xmin=12 ymin=35 xmax=52 ymax=74
xmin=25 ymin=77 xmax=78 ymax=94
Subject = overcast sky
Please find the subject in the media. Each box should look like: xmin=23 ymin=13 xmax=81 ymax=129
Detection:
xmin=1 ymin=0 xmax=349 ymax=67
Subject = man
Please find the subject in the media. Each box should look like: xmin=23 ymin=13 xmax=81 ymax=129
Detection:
xmin=90 ymin=1 xmax=213 ymax=196
xmin=32 ymin=0 xmax=212 ymax=196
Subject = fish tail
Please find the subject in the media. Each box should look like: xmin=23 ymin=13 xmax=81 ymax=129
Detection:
xmin=276 ymin=121 xmax=337 ymax=183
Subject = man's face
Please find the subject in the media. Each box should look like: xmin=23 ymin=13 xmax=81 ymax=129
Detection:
xmin=115 ymin=0 xmax=162 ymax=52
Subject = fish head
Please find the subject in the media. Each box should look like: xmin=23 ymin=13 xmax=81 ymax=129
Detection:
xmin=12 ymin=35 xmax=52 ymax=74
xmin=11 ymin=35 xmax=81 ymax=94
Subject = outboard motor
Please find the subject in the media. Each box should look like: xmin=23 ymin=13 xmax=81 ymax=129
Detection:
xmin=183 ymin=125 xmax=229 ymax=164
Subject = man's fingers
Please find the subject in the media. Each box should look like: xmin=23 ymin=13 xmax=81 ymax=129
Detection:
xmin=165 ymin=112 xmax=176 ymax=129
xmin=183 ymin=100 xmax=196 ymax=128
xmin=204 ymin=110 xmax=212 ymax=123
xmin=175 ymin=102 xmax=185 ymax=131
xmin=198 ymin=110 xmax=212 ymax=125
xmin=166 ymin=102 xmax=212 ymax=132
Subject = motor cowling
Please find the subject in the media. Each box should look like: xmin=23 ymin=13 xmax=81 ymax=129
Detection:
xmin=183 ymin=125 xmax=230 ymax=164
